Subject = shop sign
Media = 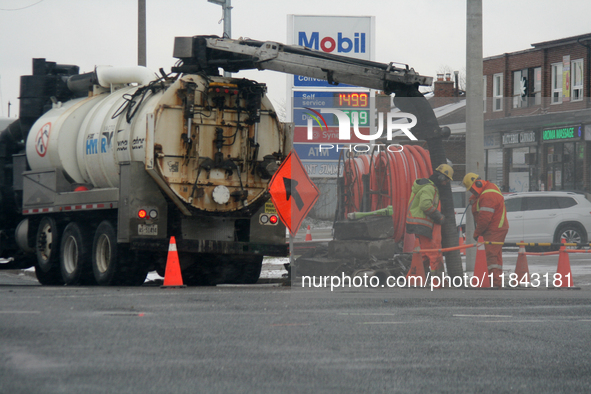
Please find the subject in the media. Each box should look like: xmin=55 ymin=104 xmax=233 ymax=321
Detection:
xmin=503 ymin=131 xmax=536 ymax=145
xmin=542 ymin=126 xmax=582 ymax=141
xmin=502 ymin=133 xmax=519 ymax=145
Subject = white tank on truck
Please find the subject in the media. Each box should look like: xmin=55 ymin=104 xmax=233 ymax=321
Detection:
xmin=25 ymin=67 xmax=286 ymax=213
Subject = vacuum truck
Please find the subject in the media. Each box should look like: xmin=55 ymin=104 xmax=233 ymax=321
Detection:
xmin=0 ymin=35 xmax=461 ymax=286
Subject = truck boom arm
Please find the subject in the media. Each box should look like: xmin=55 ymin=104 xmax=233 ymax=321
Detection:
xmin=172 ymin=36 xmax=432 ymax=92
xmin=171 ymin=36 xmax=445 ymax=140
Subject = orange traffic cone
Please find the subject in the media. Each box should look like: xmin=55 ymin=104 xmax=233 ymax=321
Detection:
xmin=305 ymin=225 xmax=312 ymax=241
xmin=161 ymin=236 xmax=186 ymax=288
xmin=402 ymin=231 xmax=416 ymax=253
xmin=458 ymin=229 xmax=465 ymax=256
xmin=515 ymin=240 xmax=530 ymax=284
xmin=556 ymin=239 xmax=574 ymax=288
xmin=406 ymin=238 xmax=426 ymax=284
xmin=473 ymin=236 xmax=491 ymax=288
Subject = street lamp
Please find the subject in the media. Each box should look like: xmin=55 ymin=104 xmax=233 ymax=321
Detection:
xmin=208 ymin=0 xmax=232 ymax=77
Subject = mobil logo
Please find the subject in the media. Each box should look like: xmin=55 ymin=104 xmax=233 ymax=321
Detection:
xmin=298 ymin=31 xmax=366 ymax=54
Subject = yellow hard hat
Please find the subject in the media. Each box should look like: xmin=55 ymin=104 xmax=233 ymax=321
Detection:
xmin=435 ymin=164 xmax=454 ymax=180
xmin=463 ymin=172 xmax=481 ymax=190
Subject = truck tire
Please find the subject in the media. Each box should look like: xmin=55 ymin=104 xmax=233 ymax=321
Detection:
xmin=241 ymin=256 xmax=263 ymax=284
xmin=92 ymin=220 xmax=140 ymax=286
xmin=179 ymin=253 xmax=214 ymax=286
xmin=60 ymin=222 xmax=95 ymax=285
xmin=34 ymin=217 xmax=64 ymax=285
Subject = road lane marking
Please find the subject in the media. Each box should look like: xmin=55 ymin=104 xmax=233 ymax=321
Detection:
xmin=360 ymin=321 xmax=423 ymax=325
xmin=0 ymin=311 xmax=41 ymax=314
xmin=339 ymin=313 xmax=397 ymax=316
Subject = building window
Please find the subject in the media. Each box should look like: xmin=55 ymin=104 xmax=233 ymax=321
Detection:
xmin=493 ymin=73 xmax=503 ymax=111
xmin=483 ymin=75 xmax=487 ymax=113
xmin=552 ymin=63 xmax=563 ymax=104
xmin=513 ymin=69 xmax=528 ymax=108
xmin=572 ymin=58 xmax=584 ymax=101
xmin=533 ymin=67 xmax=542 ymax=106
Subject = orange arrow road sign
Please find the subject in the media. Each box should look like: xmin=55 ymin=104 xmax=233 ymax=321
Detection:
xmin=268 ymin=150 xmax=320 ymax=236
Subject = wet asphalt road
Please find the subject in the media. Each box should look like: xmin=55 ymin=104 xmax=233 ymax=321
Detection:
xmin=1 ymin=269 xmax=591 ymax=394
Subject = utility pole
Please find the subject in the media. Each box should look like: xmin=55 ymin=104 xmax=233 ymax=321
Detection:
xmin=465 ymin=0 xmax=485 ymax=270
xmin=208 ymin=0 xmax=232 ymax=77
xmin=138 ymin=0 xmax=147 ymax=67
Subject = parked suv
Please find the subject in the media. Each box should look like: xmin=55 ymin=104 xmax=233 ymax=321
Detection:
xmin=504 ymin=191 xmax=591 ymax=248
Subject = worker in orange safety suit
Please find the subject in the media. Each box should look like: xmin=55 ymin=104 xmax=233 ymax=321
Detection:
xmin=463 ymin=173 xmax=509 ymax=287
xmin=406 ymin=164 xmax=454 ymax=278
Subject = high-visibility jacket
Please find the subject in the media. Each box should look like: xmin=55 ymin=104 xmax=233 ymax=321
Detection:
xmin=470 ymin=181 xmax=509 ymax=238
xmin=406 ymin=179 xmax=440 ymax=238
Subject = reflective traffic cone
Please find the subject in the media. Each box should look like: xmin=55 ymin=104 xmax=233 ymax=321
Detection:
xmin=473 ymin=236 xmax=490 ymax=288
xmin=556 ymin=239 xmax=574 ymax=288
xmin=161 ymin=236 xmax=186 ymax=288
xmin=406 ymin=238 xmax=426 ymax=283
xmin=515 ymin=240 xmax=530 ymax=284
xmin=305 ymin=225 xmax=312 ymax=241
xmin=402 ymin=231 xmax=416 ymax=253
xmin=458 ymin=229 xmax=465 ymax=256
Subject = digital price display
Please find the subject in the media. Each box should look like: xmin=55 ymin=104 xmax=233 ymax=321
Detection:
xmin=331 ymin=110 xmax=370 ymax=126
xmin=334 ymin=92 xmax=369 ymax=108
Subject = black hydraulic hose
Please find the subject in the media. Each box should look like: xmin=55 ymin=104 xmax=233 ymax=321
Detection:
xmin=459 ymin=199 xmax=474 ymax=231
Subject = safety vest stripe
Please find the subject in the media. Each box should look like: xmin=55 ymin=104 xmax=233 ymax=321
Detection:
xmin=425 ymin=205 xmax=437 ymax=214
xmin=476 ymin=188 xmax=505 ymax=228
xmin=479 ymin=207 xmax=495 ymax=213
xmin=407 ymin=217 xmax=434 ymax=227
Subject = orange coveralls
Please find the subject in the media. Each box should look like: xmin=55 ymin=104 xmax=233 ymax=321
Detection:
xmin=470 ymin=181 xmax=509 ymax=287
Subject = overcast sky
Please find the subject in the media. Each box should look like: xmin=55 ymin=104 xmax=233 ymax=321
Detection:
xmin=1 ymin=0 xmax=591 ymax=117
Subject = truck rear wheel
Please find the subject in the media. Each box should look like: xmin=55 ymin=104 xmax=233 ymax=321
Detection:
xmin=240 ymin=256 xmax=263 ymax=284
xmin=92 ymin=220 xmax=144 ymax=286
xmin=60 ymin=222 xmax=95 ymax=285
xmin=34 ymin=217 xmax=64 ymax=285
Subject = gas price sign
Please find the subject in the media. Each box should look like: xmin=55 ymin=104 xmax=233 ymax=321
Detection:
xmin=334 ymin=92 xmax=369 ymax=107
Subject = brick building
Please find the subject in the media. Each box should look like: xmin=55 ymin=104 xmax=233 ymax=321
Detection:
xmin=483 ymin=33 xmax=591 ymax=193
xmin=430 ymin=32 xmax=591 ymax=193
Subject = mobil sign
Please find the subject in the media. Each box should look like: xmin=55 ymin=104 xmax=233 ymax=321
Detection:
xmin=288 ymin=15 xmax=374 ymax=88
xmin=299 ymin=31 xmax=366 ymax=55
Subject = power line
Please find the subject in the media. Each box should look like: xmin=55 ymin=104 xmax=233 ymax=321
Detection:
xmin=0 ymin=0 xmax=45 ymax=11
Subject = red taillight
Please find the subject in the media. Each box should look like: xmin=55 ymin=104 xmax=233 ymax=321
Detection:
xmin=138 ymin=209 xmax=147 ymax=219
xmin=269 ymin=215 xmax=278 ymax=224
